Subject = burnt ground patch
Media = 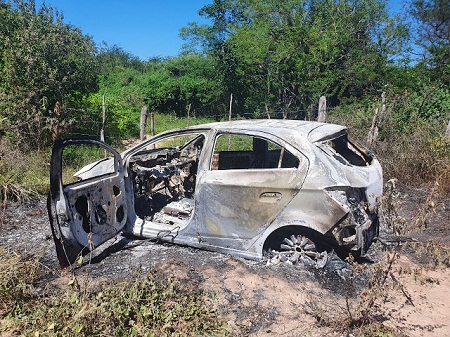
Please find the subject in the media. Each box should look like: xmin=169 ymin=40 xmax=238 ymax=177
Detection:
xmin=1 ymin=185 xmax=449 ymax=336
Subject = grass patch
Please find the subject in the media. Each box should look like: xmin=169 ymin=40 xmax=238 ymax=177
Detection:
xmin=0 ymin=247 xmax=43 ymax=314
xmin=151 ymin=113 xmax=217 ymax=135
xmin=0 ymin=246 xmax=227 ymax=336
xmin=0 ymin=138 xmax=49 ymax=205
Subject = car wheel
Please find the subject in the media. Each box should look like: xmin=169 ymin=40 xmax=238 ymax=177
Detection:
xmin=271 ymin=234 xmax=329 ymax=268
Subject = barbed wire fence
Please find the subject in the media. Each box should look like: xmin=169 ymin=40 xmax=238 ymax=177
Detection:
xmin=56 ymin=110 xmax=318 ymax=140
xmin=53 ymin=93 xmax=389 ymax=148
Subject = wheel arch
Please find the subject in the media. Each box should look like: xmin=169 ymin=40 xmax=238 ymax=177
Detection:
xmin=262 ymin=225 xmax=328 ymax=253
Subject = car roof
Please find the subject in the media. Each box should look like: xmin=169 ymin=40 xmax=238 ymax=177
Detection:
xmin=187 ymin=119 xmax=347 ymax=144
xmin=123 ymin=119 xmax=348 ymax=160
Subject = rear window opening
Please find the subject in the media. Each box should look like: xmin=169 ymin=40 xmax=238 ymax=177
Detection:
xmin=325 ymin=135 xmax=373 ymax=166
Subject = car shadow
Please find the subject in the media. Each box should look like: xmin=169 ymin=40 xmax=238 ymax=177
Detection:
xmin=84 ymin=236 xmax=133 ymax=266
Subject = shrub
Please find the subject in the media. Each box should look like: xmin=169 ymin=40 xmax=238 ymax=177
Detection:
xmin=0 ymin=138 xmax=48 ymax=204
xmin=0 ymin=247 xmax=227 ymax=336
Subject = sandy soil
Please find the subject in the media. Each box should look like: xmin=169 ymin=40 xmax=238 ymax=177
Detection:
xmin=0 ymin=184 xmax=449 ymax=336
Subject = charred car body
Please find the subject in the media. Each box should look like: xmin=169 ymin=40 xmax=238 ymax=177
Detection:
xmin=48 ymin=120 xmax=383 ymax=268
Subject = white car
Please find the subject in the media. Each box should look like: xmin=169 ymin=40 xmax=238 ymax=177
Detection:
xmin=48 ymin=120 xmax=383 ymax=268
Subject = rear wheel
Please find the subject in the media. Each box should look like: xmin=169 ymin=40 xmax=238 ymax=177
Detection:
xmin=265 ymin=228 xmax=330 ymax=268
xmin=278 ymin=234 xmax=328 ymax=268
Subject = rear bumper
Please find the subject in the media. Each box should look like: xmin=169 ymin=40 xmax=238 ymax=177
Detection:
xmin=331 ymin=213 xmax=379 ymax=256
xmin=357 ymin=215 xmax=379 ymax=256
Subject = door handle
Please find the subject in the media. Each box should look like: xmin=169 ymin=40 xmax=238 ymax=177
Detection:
xmin=260 ymin=192 xmax=282 ymax=203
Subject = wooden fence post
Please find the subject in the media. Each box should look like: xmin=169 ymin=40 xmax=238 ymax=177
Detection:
xmin=51 ymin=101 xmax=61 ymax=141
xmin=228 ymin=93 xmax=233 ymax=122
xmin=367 ymin=108 xmax=379 ymax=149
xmin=101 ymin=95 xmax=106 ymax=143
xmin=265 ymin=103 xmax=271 ymax=119
xmin=228 ymin=93 xmax=233 ymax=150
xmin=317 ymin=96 xmax=327 ymax=122
xmin=150 ymin=111 xmax=155 ymax=136
xmin=187 ymin=103 xmax=191 ymax=128
xmin=446 ymin=119 xmax=450 ymax=140
xmin=140 ymin=105 xmax=148 ymax=141
xmin=367 ymin=92 xmax=386 ymax=149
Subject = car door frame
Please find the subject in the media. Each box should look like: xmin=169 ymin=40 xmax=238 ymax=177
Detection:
xmin=48 ymin=139 xmax=127 ymax=268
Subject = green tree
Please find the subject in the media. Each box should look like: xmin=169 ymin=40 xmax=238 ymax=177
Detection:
xmin=0 ymin=0 xmax=98 ymax=148
xmin=93 ymin=50 xmax=222 ymax=140
xmin=181 ymin=0 xmax=409 ymax=117
xmin=151 ymin=54 xmax=222 ymax=117
xmin=411 ymin=0 xmax=450 ymax=83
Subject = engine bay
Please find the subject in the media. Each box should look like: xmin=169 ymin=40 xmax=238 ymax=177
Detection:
xmin=128 ymin=135 xmax=204 ymax=224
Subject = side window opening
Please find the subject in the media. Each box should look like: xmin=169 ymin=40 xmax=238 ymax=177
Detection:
xmin=61 ymin=144 xmax=116 ymax=186
xmin=211 ymin=134 xmax=299 ymax=170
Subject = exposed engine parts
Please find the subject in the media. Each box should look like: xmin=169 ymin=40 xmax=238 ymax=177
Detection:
xmin=129 ymin=136 xmax=203 ymax=221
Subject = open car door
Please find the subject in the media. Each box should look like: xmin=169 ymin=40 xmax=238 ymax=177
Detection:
xmin=47 ymin=139 xmax=128 ymax=268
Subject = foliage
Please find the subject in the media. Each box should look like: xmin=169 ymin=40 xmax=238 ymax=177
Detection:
xmin=97 ymin=43 xmax=145 ymax=73
xmin=0 ymin=247 xmax=227 ymax=336
xmin=0 ymin=246 xmax=42 ymax=311
xmin=181 ymin=0 xmax=409 ymax=115
xmin=410 ymin=0 xmax=450 ymax=83
xmin=81 ymin=50 xmax=224 ymax=143
xmin=95 ymin=52 xmax=223 ymax=119
xmin=0 ymin=0 xmax=99 ymax=148
xmin=0 ymin=138 xmax=48 ymax=205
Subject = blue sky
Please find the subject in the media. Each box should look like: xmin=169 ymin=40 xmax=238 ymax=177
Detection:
xmin=35 ymin=0 xmax=407 ymax=61
xmin=35 ymin=0 xmax=212 ymax=60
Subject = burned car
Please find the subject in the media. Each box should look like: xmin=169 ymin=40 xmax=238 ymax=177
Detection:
xmin=48 ymin=120 xmax=382 ymax=268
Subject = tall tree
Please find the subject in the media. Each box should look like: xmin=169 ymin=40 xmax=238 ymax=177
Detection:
xmin=411 ymin=0 xmax=450 ymax=83
xmin=181 ymin=0 xmax=408 ymax=116
xmin=0 ymin=0 xmax=98 ymax=148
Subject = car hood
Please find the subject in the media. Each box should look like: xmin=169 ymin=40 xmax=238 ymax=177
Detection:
xmin=73 ymin=157 xmax=115 ymax=180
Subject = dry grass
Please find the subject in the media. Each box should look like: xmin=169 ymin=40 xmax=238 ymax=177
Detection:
xmin=303 ymin=178 xmax=446 ymax=337
xmin=0 ymin=138 xmax=46 ymax=201
xmin=376 ymin=128 xmax=450 ymax=192
xmin=0 ymin=246 xmax=43 ymax=315
xmin=0 ymin=246 xmax=227 ymax=336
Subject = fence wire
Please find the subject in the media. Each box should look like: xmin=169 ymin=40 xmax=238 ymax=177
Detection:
xmin=50 ymin=103 xmax=369 ymax=144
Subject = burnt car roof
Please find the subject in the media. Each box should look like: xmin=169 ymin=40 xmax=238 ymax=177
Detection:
xmin=186 ymin=119 xmax=343 ymax=134
xmin=171 ymin=120 xmax=347 ymax=149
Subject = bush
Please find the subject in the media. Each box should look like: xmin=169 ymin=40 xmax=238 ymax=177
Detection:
xmin=0 ymin=138 xmax=48 ymax=203
xmin=0 ymin=247 xmax=227 ymax=336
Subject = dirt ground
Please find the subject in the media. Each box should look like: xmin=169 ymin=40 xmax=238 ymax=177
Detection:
xmin=0 ymin=183 xmax=449 ymax=336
